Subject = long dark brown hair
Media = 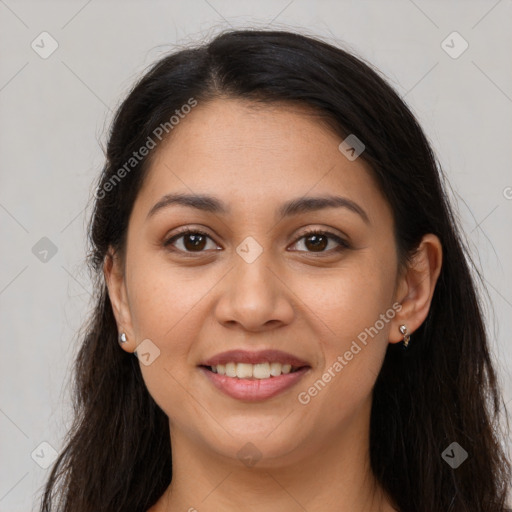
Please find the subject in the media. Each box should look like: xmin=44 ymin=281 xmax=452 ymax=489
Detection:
xmin=39 ymin=29 xmax=511 ymax=511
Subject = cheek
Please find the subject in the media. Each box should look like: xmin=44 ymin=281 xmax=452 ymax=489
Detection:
xmin=124 ymin=259 xmax=214 ymax=408
xmin=297 ymin=254 xmax=396 ymax=344
xmin=294 ymin=257 xmax=396 ymax=409
xmin=126 ymin=254 xmax=216 ymax=342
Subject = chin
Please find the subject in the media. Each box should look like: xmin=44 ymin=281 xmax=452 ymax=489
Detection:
xmin=198 ymin=421 xmax=310 ymax=467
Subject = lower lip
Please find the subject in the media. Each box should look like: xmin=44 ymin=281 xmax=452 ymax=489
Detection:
xmin=199 ymin=366 xmax=310 ymax=402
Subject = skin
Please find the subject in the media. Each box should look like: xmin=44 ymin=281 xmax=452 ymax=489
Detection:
xmin=104 ymin=98 xmax=442 ymax=512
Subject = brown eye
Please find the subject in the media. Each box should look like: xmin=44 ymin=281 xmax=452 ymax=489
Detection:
xmin=163 ymin=228 xmax=349 ymax=256
xmin=291 ymin=230 xmax=350 ymax=254
xmin=164 ymin=229 xmax=218 ymax=253
xmin=182 ymin=233 xmax=207 ymax=251
xmin=303 ymin=233 xmax=328 ymax=252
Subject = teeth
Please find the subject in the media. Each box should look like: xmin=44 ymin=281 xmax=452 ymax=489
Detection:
xmin=253 ymin=363 xmax=270 ymax=379
xmin=236 ymin=363 xmax=253 ymax=379
xmin=209 ymin=362 xmax=298 ymax=379
xmin=225 ymin=362 xmax=236 ymax=378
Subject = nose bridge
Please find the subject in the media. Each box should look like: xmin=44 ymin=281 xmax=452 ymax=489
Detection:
xmin=232 ymin=241 xmax=277 ymax=309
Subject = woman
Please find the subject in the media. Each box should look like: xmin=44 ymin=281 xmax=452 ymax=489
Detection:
xmin=39 ymin=29 xmax=511 ymax=512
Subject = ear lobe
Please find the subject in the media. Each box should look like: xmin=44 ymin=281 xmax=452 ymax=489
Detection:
xmin=103 ymin=248 xmax=135 ymax=352
xmin=389 ymin=233 xmax=443 ymax=344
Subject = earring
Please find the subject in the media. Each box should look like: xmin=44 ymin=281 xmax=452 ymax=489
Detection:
xmin=118 ymin=332 xmax=128 ymax=345
xmin=399 ymin=324 xmax=410 ymax=348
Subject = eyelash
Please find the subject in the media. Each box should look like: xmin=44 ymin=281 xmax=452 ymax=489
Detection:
xmin=163 ymin=227 xmax=350 ymax=256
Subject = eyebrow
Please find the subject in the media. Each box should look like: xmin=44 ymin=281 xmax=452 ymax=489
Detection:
xmin=146 ymin=192 xmax=370 ymax=224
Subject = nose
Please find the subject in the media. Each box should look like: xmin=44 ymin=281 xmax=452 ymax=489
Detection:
xmin=214 ymin=248 xmax=295 ymax=333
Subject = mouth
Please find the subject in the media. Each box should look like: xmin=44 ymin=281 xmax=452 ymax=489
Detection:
xmin=198 ymin=363 xmax=311 ymax=403
xmin=197 ymin=350 xmax=311 ymax=401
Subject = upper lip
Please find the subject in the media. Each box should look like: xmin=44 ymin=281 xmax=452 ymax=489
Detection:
xmin=199 ymin=349 xmax=310 ymax=368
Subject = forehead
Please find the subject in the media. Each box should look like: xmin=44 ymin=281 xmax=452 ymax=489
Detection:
xmin=134 ymin=98 xmax=391 ymax=225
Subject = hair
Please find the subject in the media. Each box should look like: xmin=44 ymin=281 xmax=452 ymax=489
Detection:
xmin=39 ymin=29 xmax=511 ymax=512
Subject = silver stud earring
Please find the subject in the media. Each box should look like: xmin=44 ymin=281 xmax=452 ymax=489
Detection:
xmin=399 ymin=324 xmax=410 ymax=348
xmin=119 ymin=332 xmax=128 ymax=345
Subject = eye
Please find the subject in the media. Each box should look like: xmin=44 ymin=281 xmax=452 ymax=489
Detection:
xmin=163 ymin=228 xmax=219 ymax=254
xmin=163 ymin=227 xmax=350 ymax=256
xmin=289 ymin=229 xmax=350 ymax=254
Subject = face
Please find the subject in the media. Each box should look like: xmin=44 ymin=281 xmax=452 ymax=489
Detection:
xmin=109 ymin=98 xmax=404 ymax=466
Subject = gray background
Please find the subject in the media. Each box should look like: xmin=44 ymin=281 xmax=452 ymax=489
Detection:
xmin=1 ymin=0 xmax=511 ymax=510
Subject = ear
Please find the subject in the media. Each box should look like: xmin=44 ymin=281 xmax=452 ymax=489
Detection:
xmin=103 ymin=247 xmax=135 ymax=353
xmin=389 ymin=233 xmax=443 ymax=344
